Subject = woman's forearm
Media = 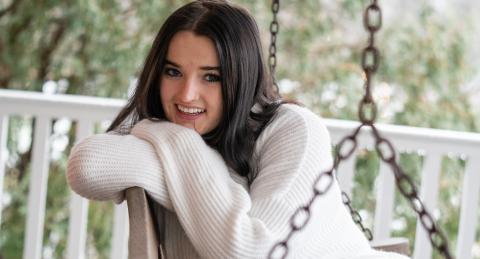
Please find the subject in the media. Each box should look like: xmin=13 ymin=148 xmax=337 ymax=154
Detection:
xmin=66 ymin=133 xmax=172 ymax=209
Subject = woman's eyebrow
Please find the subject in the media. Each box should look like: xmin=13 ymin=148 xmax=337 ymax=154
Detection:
xmin=165 ymin=59 xmax=180 ymax=67
xmin=200 ymin=66 xmax=220 ymax=71
xmin=165 ymin=59 xmax=219 ymax=71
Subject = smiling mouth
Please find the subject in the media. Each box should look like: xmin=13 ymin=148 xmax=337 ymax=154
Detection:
xmin=176 ymin=104 xmax=206 ymax=114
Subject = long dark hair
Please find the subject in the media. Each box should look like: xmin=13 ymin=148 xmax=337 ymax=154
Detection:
xmin=108 ymin=0 xmax=282 ymax=184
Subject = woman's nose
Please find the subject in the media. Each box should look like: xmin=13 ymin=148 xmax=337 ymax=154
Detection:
xmin=178 ymin=78 xmax=199 ymax=102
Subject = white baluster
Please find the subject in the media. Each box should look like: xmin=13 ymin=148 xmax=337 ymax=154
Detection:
xmin=23 ymin=116 xmax=51 ymax=259
xmin=110 ymin=201 xmax=129 ymax=259
xmin=456 ymin=156 xmax=480 ymax=259
xmin=413 ymin=152 xmax=442 ymax=259
xmin=373 ymin=161 xmax=395 ymax=240
xmin=66 ymin=120 xmax=93 ymax=259
xmin=336 ymin=153 xmax=357 ymax=197
xmin=0 ymin=114 xmax=9 ymax=224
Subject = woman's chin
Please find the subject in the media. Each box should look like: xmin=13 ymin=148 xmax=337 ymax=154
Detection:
xmin=175 ymin=120 xmax=202 ymax=133
xmin=168 ymin=116 xmax=206 ymax=134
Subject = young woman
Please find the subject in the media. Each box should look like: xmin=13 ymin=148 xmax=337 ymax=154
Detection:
xmin=67 ymin=1 xmax=409 ymax=258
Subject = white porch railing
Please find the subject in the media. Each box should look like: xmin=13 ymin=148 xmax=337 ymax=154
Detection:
xmin=0 ymin=89 xmax=479 ymax=259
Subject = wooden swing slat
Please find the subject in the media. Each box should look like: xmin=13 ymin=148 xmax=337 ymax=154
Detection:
xmin=126 ymin=187 xmax=161 ymax=259
xmin=370 ymin=237 xmax=409 ymax=255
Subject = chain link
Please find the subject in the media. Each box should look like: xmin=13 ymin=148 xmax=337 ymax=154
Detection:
xmin=358 ymin=96 xmax=377 ymax=125
xmin=342 ymin=192 xmax=373 ymax=240
xmin=267 ymin=170 xmax=335 ymax=259
xmin=335 ymin=126 xmax=374 ymax=240
xmin=268 ymin=1 xmax=453 ymax=258
xmin=386 ymin=161 xmax=452 ymax=258
xmin=269 ymin=0 xmax=280 ymax=93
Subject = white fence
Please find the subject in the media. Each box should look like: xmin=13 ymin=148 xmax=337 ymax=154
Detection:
xmin=0 ymin=89 xmax=479 ymax=259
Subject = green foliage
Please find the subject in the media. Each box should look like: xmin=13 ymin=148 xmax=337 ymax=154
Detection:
xmin=0 ymin=116 xmax=31 ymax=259
xmin=85 ymin=201 xmax=114 ymax=259
xmin=0 ymin=163 xmax=29 ymax=259
xmin=42 ymin=161 xmax=70 ymax=259
xmin=0 ymin=0 xmax=189 ymax=97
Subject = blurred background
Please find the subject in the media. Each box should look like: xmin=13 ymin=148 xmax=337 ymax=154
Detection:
xmin=0 ymin=0 xmax=479 ymax=258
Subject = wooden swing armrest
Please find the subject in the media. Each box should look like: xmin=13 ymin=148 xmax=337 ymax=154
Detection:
xmin=126 ymin=187 xmax=160 ymax=259
xmin=370 ymin=237 xmax=410 ymax=256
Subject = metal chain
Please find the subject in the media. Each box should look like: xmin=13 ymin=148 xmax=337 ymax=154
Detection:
xmin=371 ymin=126 xmax=453 ymax=258
xmin=268 ymin=1 xmax=453 ymax=258
xmin=269 ymin=0 xmax=280 ymax=93
xmin=342 ymin=191 xmax=373 ymax=241
xmin=332 ymin=127 xmax=373 ymax=240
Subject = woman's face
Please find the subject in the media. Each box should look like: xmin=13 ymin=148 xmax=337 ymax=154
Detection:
xmin=160 ymin=31 xmax=223 ymax=135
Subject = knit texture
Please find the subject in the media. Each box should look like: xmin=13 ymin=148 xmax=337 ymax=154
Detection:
xmin=67 ymin=104 xmax=410 ymax=259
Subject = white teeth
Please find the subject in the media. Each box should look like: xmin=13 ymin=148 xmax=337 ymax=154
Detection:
xmin=177 ymin=104 xmax=205 ymax=114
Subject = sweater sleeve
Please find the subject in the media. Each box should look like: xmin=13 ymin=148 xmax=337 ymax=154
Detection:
xmin=66 ymin=133 xmax=173 ymax=210
xmin=130 ymin=106 xmax=409 ymax=259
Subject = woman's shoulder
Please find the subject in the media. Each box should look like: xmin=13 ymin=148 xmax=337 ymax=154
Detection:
xmin=255 ymin=103 xmax=331 ymax=150
xmin=276 ymin=103 xmax=321 ymax=120
xmin=250 ymin=103 xmax=334 ymax=199
xmin=268 ymin=103 xmax=329 ymax=136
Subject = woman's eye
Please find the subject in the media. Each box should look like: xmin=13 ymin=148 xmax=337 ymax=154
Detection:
xmin=205 ymin=74 xmax=221 ymax=83
xmin=164 ymin=68 xmax=181 ymax=77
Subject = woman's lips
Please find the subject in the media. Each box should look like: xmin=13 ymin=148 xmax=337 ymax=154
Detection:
xmin=175 ymin=106 xmax=204 ymax=121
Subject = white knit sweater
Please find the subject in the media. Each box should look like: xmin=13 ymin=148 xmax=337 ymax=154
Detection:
xmin=67 ymin=104 xmax=409 ymax=259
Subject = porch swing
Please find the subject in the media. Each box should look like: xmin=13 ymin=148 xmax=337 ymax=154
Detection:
xmin=125 ymin=1 xmax=454 ymax=258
